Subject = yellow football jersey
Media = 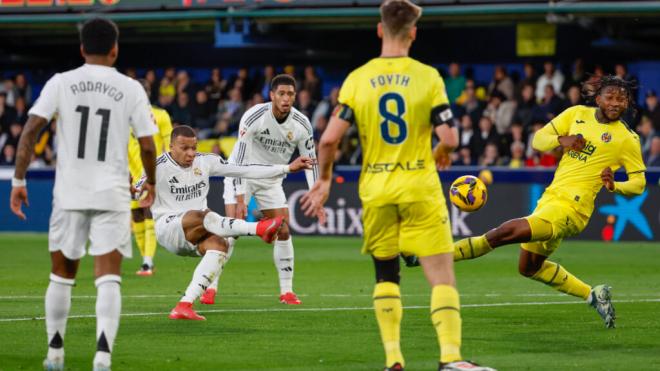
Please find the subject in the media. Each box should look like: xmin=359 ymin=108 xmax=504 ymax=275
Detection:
xmin=338 ymin=57 xmax=450 ymax=206
xmin=542 ymin=105 xmax=646 ymax=217
xmin=128 ymin=106 xmax=173 ymax=180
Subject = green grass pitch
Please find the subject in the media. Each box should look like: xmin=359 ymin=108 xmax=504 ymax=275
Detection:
xmin=0 ymin=234 xmax=659 ymax=370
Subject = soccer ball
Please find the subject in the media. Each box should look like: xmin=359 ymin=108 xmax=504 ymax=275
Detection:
xmin=449 ymin=175 xmax=488 ymax=212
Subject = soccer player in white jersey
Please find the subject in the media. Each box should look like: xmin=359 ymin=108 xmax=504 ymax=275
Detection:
xmin=144 ymin=125 xmax=313 ymax=320
xmin=9 ymin=19 xmax=158 ymax=371
xmin=202 ymin=74 xmax=323 ymax=306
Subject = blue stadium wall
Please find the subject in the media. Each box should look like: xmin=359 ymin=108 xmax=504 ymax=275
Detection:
xmin=1 ymin=168 xmax=658 ymax=242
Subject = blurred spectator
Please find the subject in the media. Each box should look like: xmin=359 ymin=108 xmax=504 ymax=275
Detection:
xmin=513 ymin=83 xmax=537 ymax=129
xmin=562 ymin=58 xmax=586 ymax=91
xmin=444 ymin=62 xmax=466 ymax=103
xmin=230 ymin=67 xmax=254 ymax=99
xmin=458 ymin=115 xmax=474 ymax=149
xmin=472 ymin=116 xmax=500 ymax=159
xmin=296 ymin=89 xmax=316 ymax=120
xmin=217 ymin=88 xmax=245 ymax=128
xmin=144 ymin=69 xmax=159 ymax=103
xmin=0 ymin=93 xmax=17 ymax=132
xmin=312 ymin=87 xmax=339 ymax=134
xmin=169 ymin=92 xmax=193 ymax=126
xmin=501 ymin=122 xmax=525 ymax=158
xmin=488 ymin=65 xmax=514 ymax=101
xmin=176 ymin=70 xmax=195 ymax=98
xmin=483 ymin=90 xmax=516 ymax=135
xmin=0 ymin=143 xmax=15 ymax=166
xmin=455 ymin=79 xmax=486 ymax=126
xmin=533 ymin=84 xmax=563 ymax=122
xmin=258 ymin=65 xmax=276 ymax=100
xmin=506 ymin=141 xmax=526 ymax=168
xmin=205 ymin=117 xmax=232 ymax=139
xmin=645 ymin=136 xmax=660 ymax=167
xmin=191 ymin=90 xmax=215 ymax=129
xmin=516 ymin=62 xmax=537 ymax=99
xmin=536 ymin=61 xmax=564 ymax=101
xmin=643 ymin=90 xmax=660 ymax=132
xmin=637 ymin=115 xmax=655 ymax=158
xmin=158 ymin=76 xmax=176 ymax=109
xmin=248 ymin=92 xmax=264 ymax=109
xmin=206 ymin=68 xmax=228 ymax=108
xmin=564 ymin=85 xmax=583 ymax=108
xmin=124 ymin=67 xmax=137 ymax=79
xmin=14 ymin=73 xmax=32 ymax=106
xmin=452 ymin=147 xmax=475 ymax=166
xmin=479 ymin=142 xmax=501 ymax=166
xmin=302 ymin=66 xmax=323 ymax=102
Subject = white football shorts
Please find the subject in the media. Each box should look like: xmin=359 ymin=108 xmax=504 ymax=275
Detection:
xmin=223 ymin=178 xmax=288 ymax=210
xmin=155 ymin=213 xmax=200 ymax=257
xmin=48 ymin=201 xmax=132 ymax=260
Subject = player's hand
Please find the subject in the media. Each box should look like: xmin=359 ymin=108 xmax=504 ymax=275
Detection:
xmin=601 ymin=167 xmax=615 ymax=191
xmin=288 ymin=156 xmax=314 ymax=173
xmin=435 ymin=151 xmax=452 ymax=170
xmin=558 ymin=134 xmax=586 ymax=152
xmin=300 ymin=179 xmax=330 ymax=225
xmin=138 ymin=182 xmax=156 ymax=208
xmin=10 ymin=186 xmax=29 ymax=220
xmin=236 ymin=196 xmax=248 ymax=220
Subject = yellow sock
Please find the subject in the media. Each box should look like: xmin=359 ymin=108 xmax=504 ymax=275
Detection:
xmin=530 ymin=260 xmax=591 ymax=299
xmin=132 ymin=220 xmax=146 ymax=257
xmin=373 ymin=282 xmax=404 ymax=368
xmin=144 ymin=218 xmax=157 ymax=259
xmin=431 ymin=285 xmax=462 ymax=364
xmin=454 ymin=235 xmax=492 ymax=261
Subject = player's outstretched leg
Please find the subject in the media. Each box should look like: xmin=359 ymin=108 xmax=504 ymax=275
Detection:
xmin=274 ymin=232 xmax=299 ymax=305
xmin=202 ymin=211 xmax=284 ymax=243
xmin=453 ymin=218 xmax=533 ymax=261
xmin=372 ymin=256 xmax=405 ymax=370
xmin=588 ymin=285 xmax=616 ymax=329
xmin=200 ymin=237 xmax=236 ymax=305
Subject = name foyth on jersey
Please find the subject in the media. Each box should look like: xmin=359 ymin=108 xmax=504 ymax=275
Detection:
xmin=69 ymin=80 xmax=125 ymax=102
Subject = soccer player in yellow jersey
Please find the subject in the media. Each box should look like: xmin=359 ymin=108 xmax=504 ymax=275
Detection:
xmin=129 ymin=80 xmax=173 ymax=275
xmin=453 ymin=75 xmax=646 ymax=329
xmin=302 ymin=1 xmax=495 ymax=370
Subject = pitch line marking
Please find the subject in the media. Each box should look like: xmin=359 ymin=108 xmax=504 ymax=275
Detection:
xmin=1 ymin=298 xmax=659 ymax=323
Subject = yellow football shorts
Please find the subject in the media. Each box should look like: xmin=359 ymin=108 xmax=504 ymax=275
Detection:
xmin=362 ymin=199 xmax=453 ymax=259
xmin=521 ymin=192 xmax=589 ymax=257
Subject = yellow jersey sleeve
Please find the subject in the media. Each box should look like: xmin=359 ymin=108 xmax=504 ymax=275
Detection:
xmin=620 ymin=132 xmax=646 ymax=174
xmin=338 ymin=71 xmax=357 ymax=109
xmin=430 ymin=70 xmax=450 ymax=108
xmin=549 ymin=105 xmax=576 ymax=136
xmin=533 ymin=106 xmax=578 ymax=151
xmin=153 ymin=108 xmax=173 ymax=154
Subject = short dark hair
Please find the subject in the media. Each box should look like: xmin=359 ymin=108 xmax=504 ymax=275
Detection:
xmin=80 ymin=18 xmax=119 ymax=56
xmin=171 ymin=125 xmax=196 ymax=141
xmin=270 ymin=74 xmax=297 ymax=92
xmin=380 ymin=0 xmax=422 ymax=38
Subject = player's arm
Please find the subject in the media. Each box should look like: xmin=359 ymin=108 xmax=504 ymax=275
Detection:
xmin=130 ymin=84 xmax=158 ymax=206
xmin=601 ymin=135 xmax=646 ymax=195
xmin=207 ymin=155 xmax=312 ymax=178
xmin=10 ymin=74 xmax=60 ymax=220
xmin=429 ymin=70 xmax=458 ymax=169
xmin=297 ymin=122 xmax=319 ymax=190
xmin=533 ymin=106 xmax=585 ymax=152
xmin=227 ymin=109 xmax=259 ymax=197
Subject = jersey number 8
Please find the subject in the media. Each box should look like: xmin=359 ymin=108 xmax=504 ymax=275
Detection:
xmin=379 ymin=93 xmax=407 ymax=145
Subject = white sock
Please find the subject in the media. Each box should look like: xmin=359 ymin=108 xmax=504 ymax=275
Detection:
xmin=143 ymin=256 xmax=153 ymax=267
xmin=273 ymin=237 xmax=294 ymax=294
xmin=208 ymin=238 xmax=236 ymax=291
xmin=182 ymin=250 xmax=227 ymax=303
xmin=94 ymin=275 xmax=121 ymax=367
xmin=203 ymin=211 xmax=257 ymax=237
xmin=45 ymin=274 xmax=74 ymax=361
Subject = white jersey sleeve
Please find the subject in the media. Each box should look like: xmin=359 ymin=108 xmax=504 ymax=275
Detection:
xmin=226 ymin=104 xmax=267 ymax=195
xmin=292 ymin=112 xmax=319 ymax=190
xmin=128 ymin=81 xmax=156 ymax=138
xmin=201 ymin=153 xmax=289 ymax=179
xmin=28 ymin=74 xmax=61 ymax=121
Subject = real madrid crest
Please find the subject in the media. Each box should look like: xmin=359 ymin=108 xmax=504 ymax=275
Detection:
xmin=601 ymin=132 xmax=612 ymax=143
xmin=287 ymin=131 xmax=294 ymax=141
xmin=193 ymin=168 xmax=202 ymax=176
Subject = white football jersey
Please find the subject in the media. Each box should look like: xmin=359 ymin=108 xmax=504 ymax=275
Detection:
xmin=29 ymin=64 xmax=156 ymax=211
xmin=150 ymin=152 xmax=290 ymax=222
xmin=227 ymin=103 xmax=318 ymax=192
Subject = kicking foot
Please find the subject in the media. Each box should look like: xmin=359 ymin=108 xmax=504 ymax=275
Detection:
xmin=440 ymin=360 xmax=497 ymax=371
xmin=588 ymin=284 xmax=616 ymax=328
xmin=384 ymin=362 xmax=404 ymax=371
xmin=200 ymin=288 xmax=217 ymax=305
xmin=135 ymin=263 xmax=153 ymax=276
xmin=43 ymin=358 xmax=64 ymax=371
xmin=279 ymin=292 xmax=302 ymax=305
xmin=256 ymin=216 xmax=285 ymax=243
xmin=168 ymin=302 xmax=206 ymax=320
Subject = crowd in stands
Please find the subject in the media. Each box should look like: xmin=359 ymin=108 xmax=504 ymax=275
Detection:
xmin=2 ymin=60 xmax=660 ymax=170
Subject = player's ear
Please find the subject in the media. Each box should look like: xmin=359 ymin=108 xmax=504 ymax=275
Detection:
xmin=377 ymin=22 xmax=384 ymax=39
xmin=80 ymin=45 xmax=86 ymax=59
xmin=595 ymin=94 xmax=602 ymax=107
xmin=269 ymin=90 xmax=275 ymax=102
xmin=409 ymin=26 xmax=417 ymax=42
xmin=109 ymin=42 xmax=119 ymax=62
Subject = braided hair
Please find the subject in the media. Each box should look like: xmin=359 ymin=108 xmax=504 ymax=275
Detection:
xmin=581 ymin=74 xmax=637 ymax=119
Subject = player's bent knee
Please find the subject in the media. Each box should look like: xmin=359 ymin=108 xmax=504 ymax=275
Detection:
xmin=199 ymin=235 xmax=228 ymax=255
xmin=372 ymin=256 xmax=400 ymax=284
xmin=277 ymin=224 xmax=290 ymax=240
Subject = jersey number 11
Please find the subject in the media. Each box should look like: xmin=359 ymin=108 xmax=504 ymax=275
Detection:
xmin=75 ymin=105 xmax=111 ymax=162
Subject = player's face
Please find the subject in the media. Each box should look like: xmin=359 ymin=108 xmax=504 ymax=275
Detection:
xmin=270 ymin=85 xmax=296 ymax=114
xmin=170 ymin=135 xmax=197 ymax=167
xmin=596 ymin=86 xmax=629 ymax=121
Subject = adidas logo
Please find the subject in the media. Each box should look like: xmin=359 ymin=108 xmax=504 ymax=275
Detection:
xmin=260 ymin=128 xmax=270 ymax=135
xmin=169 ymin=176 xmax=179 ymax=184
xmin=281 ymin=267 xmax=293 ymax=272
